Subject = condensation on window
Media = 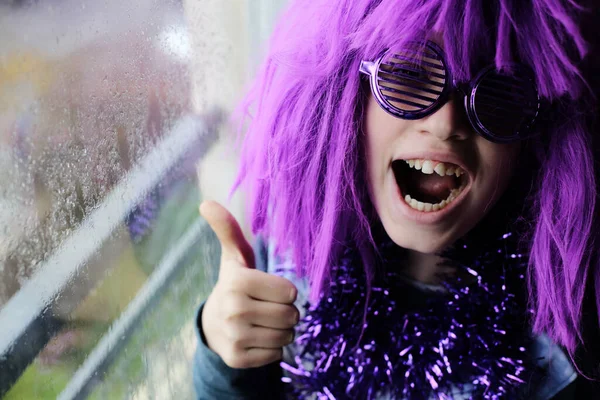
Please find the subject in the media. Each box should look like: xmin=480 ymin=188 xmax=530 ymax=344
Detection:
xmin=0 ymin=0 xmax=191 ymax=303
xmin=1 ymin=0 xmax=194 ymax=398
xmin=0 ymin=0 xmax=286 ymax=398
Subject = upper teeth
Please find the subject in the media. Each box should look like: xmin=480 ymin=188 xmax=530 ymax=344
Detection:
xmin=405 ymin=159 xmax=465 ymax=178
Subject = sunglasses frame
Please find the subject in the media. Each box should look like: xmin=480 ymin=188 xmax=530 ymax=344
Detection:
xmin=359 ymin=41 xmax=541 ymax=143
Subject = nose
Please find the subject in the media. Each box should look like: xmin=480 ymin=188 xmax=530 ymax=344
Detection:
xmin=418 ymin=96 xmax=470 ymax=142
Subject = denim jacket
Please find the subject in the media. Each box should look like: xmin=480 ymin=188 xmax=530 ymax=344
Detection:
xmin=193 ymin=238 xmax=583 ymax=399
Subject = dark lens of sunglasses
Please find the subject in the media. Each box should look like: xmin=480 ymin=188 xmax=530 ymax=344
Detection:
xmin=376 ymin=47 xmax=446 ymax=116
xmin=471 ymin=69 xmax=539 ymax=140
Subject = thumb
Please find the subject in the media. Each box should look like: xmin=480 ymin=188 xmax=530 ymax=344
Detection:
xmin=199 ymin=200 xmax=256 ymax=269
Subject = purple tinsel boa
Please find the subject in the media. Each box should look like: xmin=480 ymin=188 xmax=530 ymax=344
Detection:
xmin=280 ymin=231 xmax=536 ymax=399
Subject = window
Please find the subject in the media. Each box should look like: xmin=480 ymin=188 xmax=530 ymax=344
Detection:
xmin=0 ymin=1 xmax=286 ymax=398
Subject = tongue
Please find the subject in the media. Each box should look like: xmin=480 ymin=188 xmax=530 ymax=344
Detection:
xmin=414 ymin=174 xmax=456 ymax=199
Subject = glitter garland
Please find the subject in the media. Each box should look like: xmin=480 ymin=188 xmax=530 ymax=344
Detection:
xmin=280 ymin=231 xmax=536 ymax=399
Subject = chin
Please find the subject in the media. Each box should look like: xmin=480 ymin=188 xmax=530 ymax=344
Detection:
xmin=384 ymin=226 xmax=453 ymax=255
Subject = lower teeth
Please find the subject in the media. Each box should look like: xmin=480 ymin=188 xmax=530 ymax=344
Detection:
xmin=404 ymin=186 xmax=466 ymax=212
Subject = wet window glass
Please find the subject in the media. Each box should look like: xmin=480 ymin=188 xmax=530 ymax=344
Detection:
xmin=0 ymin=1 xmax=286 ymax=398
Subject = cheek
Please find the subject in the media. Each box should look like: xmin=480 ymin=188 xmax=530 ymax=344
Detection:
xmin=364 ymin=98 xmax=389 ymax=181
xmin=363 ymin=95 xmax=410 ymax=173
xmin=364 ymin=96 xmax=400 ymax=214
xmin=477 ymin=141 xmax=521 ymax=200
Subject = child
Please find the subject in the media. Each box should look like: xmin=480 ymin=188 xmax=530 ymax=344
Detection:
xmin=194 ymin=0 xmax=600 ymax=398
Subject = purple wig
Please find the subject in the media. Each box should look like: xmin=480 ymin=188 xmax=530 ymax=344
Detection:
xmin=230 ymin=0 xmax=599 ymax=363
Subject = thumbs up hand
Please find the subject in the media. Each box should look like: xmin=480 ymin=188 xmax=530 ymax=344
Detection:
xmin=199 ymin=201 xmax=299 ymax=369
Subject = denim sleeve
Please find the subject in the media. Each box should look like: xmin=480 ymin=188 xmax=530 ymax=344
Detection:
xmin=192 ymin=236 xmax=285 ymax=400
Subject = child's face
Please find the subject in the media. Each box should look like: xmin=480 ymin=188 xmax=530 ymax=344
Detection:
xmin=364 ymin=91 xmax=521 ymax=254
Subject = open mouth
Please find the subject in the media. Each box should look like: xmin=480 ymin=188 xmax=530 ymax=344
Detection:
xmin=392 ymin=159 xmax=469 ymax=212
